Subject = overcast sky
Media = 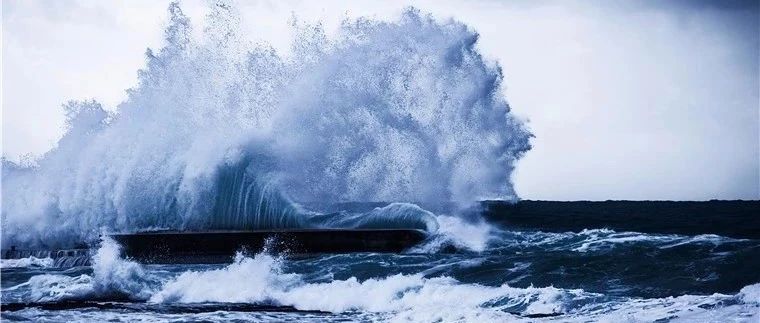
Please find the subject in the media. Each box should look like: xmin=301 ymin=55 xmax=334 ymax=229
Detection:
xmin=3 ymin=0 xmax=758 ymax=200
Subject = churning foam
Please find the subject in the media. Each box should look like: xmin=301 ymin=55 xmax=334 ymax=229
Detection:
xmin=14 ymin=240 xmax=759 ymax=322
xmin=413 ymin=215 xmax=495 ymax=252
xmin=1 ymin=1 xmax=531 ymax=248
xmin=150 ymin=252 xmax=300 ymax=303
xmin=0 ymin=256 xmax=54 ymax=269
xmin=22 ymin=238 xmax=159 ymax=302
xmin=493 ymin=228 xmax=748 ymax=253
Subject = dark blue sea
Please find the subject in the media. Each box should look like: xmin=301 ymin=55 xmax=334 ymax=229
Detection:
xmin=2 ymin=201 xmax=759 ymax=322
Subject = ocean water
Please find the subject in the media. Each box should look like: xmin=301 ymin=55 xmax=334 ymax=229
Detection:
xmin=2 ymin=213 xmax=759 ymax=322
xmin=2 ymin=2 xmax=758 ymax=322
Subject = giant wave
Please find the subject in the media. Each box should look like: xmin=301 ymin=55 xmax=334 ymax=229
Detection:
xmin=1 ymin=2 xmax=531 ymax=248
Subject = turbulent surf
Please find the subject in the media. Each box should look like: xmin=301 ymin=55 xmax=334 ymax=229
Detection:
xmin=2 ymin=2 xmax=758 ymax=322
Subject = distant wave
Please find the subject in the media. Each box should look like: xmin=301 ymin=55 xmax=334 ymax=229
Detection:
xmin=1 ymin=2 xmax=531 ymax=248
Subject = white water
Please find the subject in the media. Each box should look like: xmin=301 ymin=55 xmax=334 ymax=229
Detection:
xmin=10 ymin=238 xmax=757 ymax=322
xmin=0 ymin=256 xmax=54 ymax=269
xmin=413 ymin=215 xmax=494 ymax=252
xmin=18 ymin=238 xmax=158 ymax=302
xmin=1 ymin=2 xmax=531 ymax=248
xmin=495 ymin=228 xmax=748 ymax=253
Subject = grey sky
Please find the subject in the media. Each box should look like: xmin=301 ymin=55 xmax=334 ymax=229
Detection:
xmin=2 ymin=0 xmax=758 ymax=200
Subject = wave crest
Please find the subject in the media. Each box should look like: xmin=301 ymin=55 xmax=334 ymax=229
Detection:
xmin=1 ymin=2 xmax=531 ymax=247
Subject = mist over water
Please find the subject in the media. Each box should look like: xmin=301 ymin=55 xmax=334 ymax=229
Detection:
xmin=1 ymin=2 xmax=531 ymax=248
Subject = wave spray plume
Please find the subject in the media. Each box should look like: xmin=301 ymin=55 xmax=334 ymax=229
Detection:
xmin=1 ymin=2 xmax=531 ymax=248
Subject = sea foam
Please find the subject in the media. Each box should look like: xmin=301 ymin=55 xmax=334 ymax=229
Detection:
xmin=15 ymin=239 xmax=756 ymax=322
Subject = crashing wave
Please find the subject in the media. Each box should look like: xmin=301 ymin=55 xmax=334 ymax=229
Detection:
xmin=1 ymin=2 xmax=531 ymax=248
